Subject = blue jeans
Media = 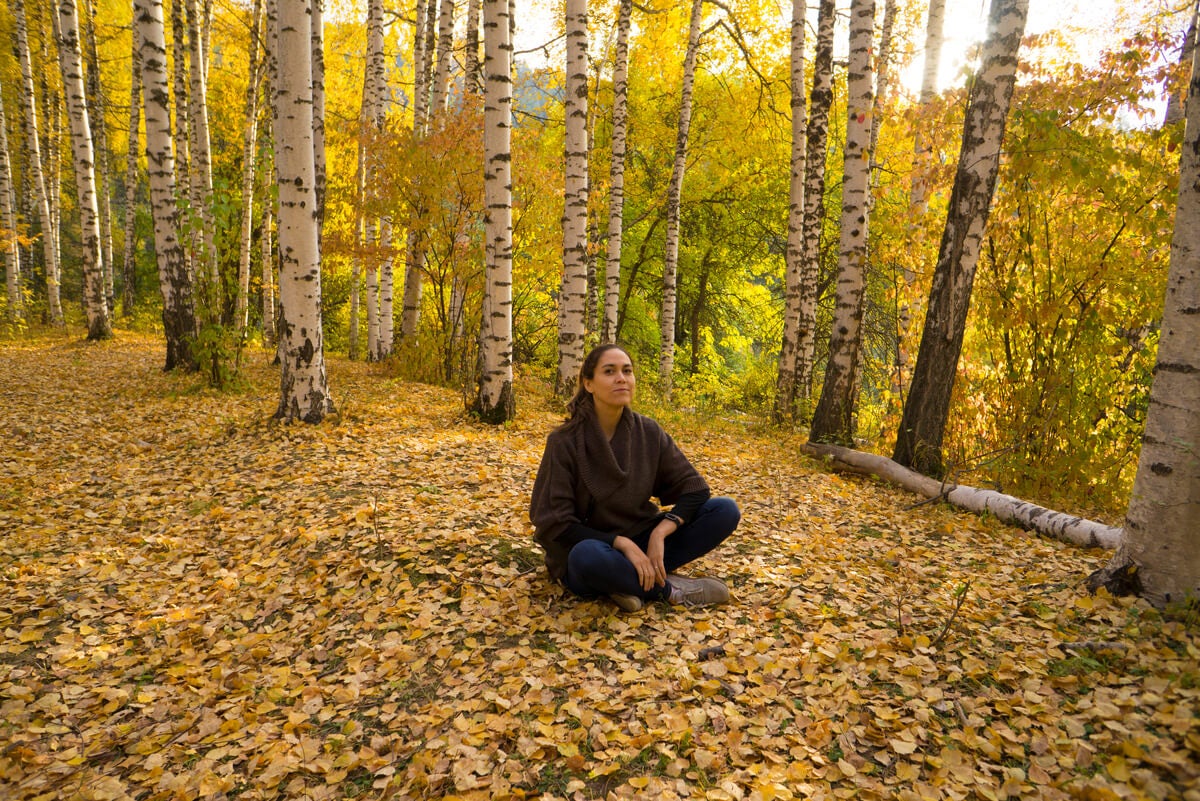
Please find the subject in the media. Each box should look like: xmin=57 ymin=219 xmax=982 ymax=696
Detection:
xmin=564 ymin=496 xmax=740 ymax=601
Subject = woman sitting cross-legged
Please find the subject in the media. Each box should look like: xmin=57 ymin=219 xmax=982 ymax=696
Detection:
xmin=529 ymin=344 xmax=740 ymax=612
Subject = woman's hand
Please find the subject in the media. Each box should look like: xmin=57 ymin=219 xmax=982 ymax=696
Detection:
xmin=614 ymin=536 xmax=657 ymax=591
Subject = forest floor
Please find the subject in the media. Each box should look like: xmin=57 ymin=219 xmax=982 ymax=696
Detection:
xmin=1 ymin=331 xmax=1197 ymax=801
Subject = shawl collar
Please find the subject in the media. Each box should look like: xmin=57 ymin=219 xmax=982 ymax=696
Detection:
xmin=573 ymin=408 xmax=632 ymax=503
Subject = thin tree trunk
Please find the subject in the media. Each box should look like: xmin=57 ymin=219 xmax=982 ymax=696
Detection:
xmin=910 ymin=0 xmax=946 ymax=214
xmin=892 ymin=0 xmax=1031 ymax=475
xmin=793 ymin=0 xmax=836 ymax=409
xmin=13 ymin=0 xmax=63 ymax=324
xmin=82 ymin=0 xmax=115 ymax=315
xmin=311 ymin=0 xmax=326 ymax=231
xmin=274 ymin=0 xmax=333 ymax=422
xmin=135 ymin=0 xmax=198 ymax=370
xmin=0 ymin=90 xmax=21 ymax=321
xmin=262 ymin=0 xmax=278 ymax=352
xmin=170 ymin=0 xmax=193 ymax=285
xmin=1164 ymin=4 xmax=1197 ymax=128
xmin=465 ymin=0 xmax=482 ymax=95
xmin=809 ymin=0 xmax=876 ymax=445
xmin=185 ymin=0 xmax=218 ymax=316
xmin=235 ymin=0 xmax=265 ymax=340
xmin=402 ymin=0 xmax=433 ymax=342
xmin=121 ymin=23 xmax=143 ymax=317
xmin=601 ymin=0 xmax=632 ymax=344
xmin=659 ymin=0 xmax=703 ymax=398
xmin=378 ymin=221 xmax=394 ymax=359
xmin=56 ymin=0 xmax=112 ymax=340
xmin=432 ymin=0 xmax=456 ymax=113
xmin=1090 ymin=21 xmax=1200 ymax=607
xmin=774 ymin=0 xmax=808 ymax=421
xmin=476 ymin=0 xmax=514 ymax=422
xmin=557 ymin=0 xmax=589 ymax=396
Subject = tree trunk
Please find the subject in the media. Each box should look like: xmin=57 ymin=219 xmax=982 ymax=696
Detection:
xmin=186 ymin=0 xmax=219 ymax=316
xmin=274 ymin=0 xmax=333 ymax=422
xmin=82 ymin=0 xmax=115 ymax=315
xmin=465 ymin=0 xmax=482 ymax=95
xmin=910 ymin=0 xmax=947 ymax=214
xmin=0 ymin=90 xmax=21 ymax=321
xmin=804 ymin=442 xmax=1122 ymax=549
xmin=659 ymin=0 xmax=703 ymax=398
xmin=236 ymin=0 xmax=265 ymax=340
xmin=402 ymin=0 xmax=433 ymax=342
xmin=311 ymin=0 xmax=326 ymax=231
xmin=13 ymin=0 xmax=63 ymax=324
xmin=121 ymin=22 xmax=142 ymax=317
xmin=170 ymin=0 xmax=193 ymax=288
xmin=262 ymin=0 xmax=277 ymax=352
xmin=809 ymin=0 xmax=876 ymax=445
xmin=793 ymin=0 xmax=836 ymax=410
xmin=601 ymin=0 xmax=632 ymax=344
xmin=892 ymin=0 xmax=1030 ymax=475
xmin=774 ymin=0 xmax=808 ymax=422
xmin=557 ymin=0 xmax=589 ymax=397
xmin=1163 ymin=5 xmax=1197 ymax=128
xmin=56 ymin=0 xmax=112 ymax=340
xmin=476 ymin=0 xmax=515 ymax=422
xmin=1090 ymin=30 xmax=1200 ymax=607
xmin=432 ymin=0 xmax=456 ymax=113
xmin=135 ymin=0 xmax=198 ymax=370
xmin=377 ymin=221 xmax=395 ymax=360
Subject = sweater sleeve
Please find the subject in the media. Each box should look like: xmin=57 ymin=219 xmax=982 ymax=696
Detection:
xmin=667 ymin=488 xmax=710 ymax=524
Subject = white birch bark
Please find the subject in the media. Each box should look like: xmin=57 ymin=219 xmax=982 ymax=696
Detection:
xmin=432 ymin=0 xmax=456 ymax=113
xmin=1093 ymin=32 xmax=1200 ymax=607
xmin=121 ymin=22 xmax=142 ymax=316
xmin=236 ymin=0 xmax=265 ymax=338
xmin=465 ymin=0 xmax=482 ymax=95
xmin=14 ymin=0 xmax=63 ymax=324
xmin=658 ymin=0 xmax=703 ymax=397
xmin=910 ymin=0 xmax=946 ymax=214
xmin=774 ymin=0 xmax=808 ymax=421
xmin=311 ymin=0 xmax=326 ymax=229
xmin=412 ymin=0 xmax=432 ymax=132
xmin=477 ymin=0 xmax=514 ymax=422
xmin=378 ymin=221 xmax=394 ymax=359
xmin=274 ymin=0 xmax=333 ymax=422
xmin=601 ymin=0 xmax=632 ymax=344
xmin=557 ymin=0 xmax=589 ymax=397
xmin=136 ymin=0 xmax=198 ymax=369
xmin=794 ymin=0 xmax=836 ymax=407
xmin=56 ymin=0 xmax=112 ymax=340
xmin=809 ymin=0 xmax=876 ymax=445
xmin=82 ymin=0 xmax=115 ymax=314
xmin=185 ymin=0 xmax=219 ymax=307
xmin=262 ymin=0 xmax=277 ymax=350
xmin=893 ymin=0 xmax=1030 ymax=475
xmin=169 ymin=0 xmax=193 ymax=284
xmin=0 ymin=89 xmax=21 ymax=321
xmin=402 ymin=0 xmax=433 ymax=341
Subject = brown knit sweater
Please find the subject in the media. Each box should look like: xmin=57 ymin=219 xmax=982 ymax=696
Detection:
xmin=529 ymin=408 xmax=710 ymax=580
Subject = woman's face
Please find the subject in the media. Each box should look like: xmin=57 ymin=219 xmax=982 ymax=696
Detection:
xmin=584 ymin=349 xmax=635 ymax=410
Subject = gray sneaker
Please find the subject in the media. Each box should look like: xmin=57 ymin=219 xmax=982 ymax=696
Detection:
xmin=666 ymin=575 xmax=730 ymax=607
xmin=610 ymin=593 xmax=644 ymax=612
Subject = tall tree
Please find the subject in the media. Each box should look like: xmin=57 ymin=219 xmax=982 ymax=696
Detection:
xmin=601 ymin=0 xmax=632 ymax=344
xmin=432 ymin=0 xmax=456 ymax=113
xmin=892 ymin=0 xmax=1031 ymax=474
xmin=185 ymin=0 xmax=219 ymax=306
xmin=13 ymin=0 xmax=63 ymax=324
xmin=136 ymin=0 xmax=197 ymax=370
xmin=910 ymin=0 xmax=947 ymax=214
xmin=353 ymin=0 xmax=387 ymax=361
xmin=465 ymin=0 xmax=482 ymax=95
xmin=274 ymin=0 xmax=334 ymax=422
xmin=791 ymin=0 xmax=836 ymax=411
xmin=401 ymin=0 xmax=434 ymax=343
xmin=809 ymin=0 xmax=876 ymax=445
xmin=170 ymin=0 xmax=193 ymax=285
xmin=659 ymin=0 xmax=703 ymax=397
xmin=557 ymin=0 xmax=589 ymax=396
xmin=1090 ymin=22 xmax=1200 ymax=607
xmin=235 ymin=0 xmax=266 ymax=340
xmin=121 ymin=23 xmax=143 ymax=317
xmin=311 ymin=0 xmax=327 ymax=229
xmin=82 ymin=0 xmax=115 ymax=314
xmin=0 ymin=87 xmax=21 ymax=321
xmin=261 ymin=0 xmax=278 ymax=351
xmin=56 ymin=0 xmax=112 ymax=340
xmin=1164 ymin=4 xmax=1197 ymax=127
xmin=774 ymin=0 xmax=808 ymax=421
xmin=475 ymin=0 xmax=514 ymax=422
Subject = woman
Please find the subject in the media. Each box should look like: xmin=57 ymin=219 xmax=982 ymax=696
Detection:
xmin=529 ymin=344 xmax=739 ymax=612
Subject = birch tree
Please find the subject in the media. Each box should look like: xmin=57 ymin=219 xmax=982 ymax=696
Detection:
xmin=136 ymin=0 xmax=197 ymax=370
xmin=892 ymin=0 xmax=1031 ymax=475
xmin=169 ymin=0 xmax=192 ymax=283
xmin=465 ymin=0 xmax=482 ymax=95
xmin=773 ymin=0 xmax=808 ymax=421
xmin=82 ymin=0 xmax=115 ymax=313
xmin=809 ymin=0 xmax=876 ymax=445
xmin=14 ymin=0 xmax=63 ymax=324
xmin=557 ymin=0 xmax=589 ymax=396
xmin=311 ymin=0 xmax=327 ymax=229
xmin=601 ymin=0 xmax=632 ymax=344
xmin=185 ymin=0 xmax=219 ymax=302
xmin=261 ymin=0 xmax=278 ymax=350
xmin=1089 ymin=24 xmax=1200 ymax=607
xmin=0 ymin=88 xmax=21 ymax=321
xmin=56 ymin=0 xmax=112 ymax=340
xmin=274 ymin=0 xmax=334 ymax=423
xmin=401 ymin=0 xmax=433 ymax=342
xmin=475 ymin=0 xmax=515 ymax=422
xmin=432 ymin=0 xmax=456 ymax=113
xmin=235 ymin=0 xmax=265 ymax=339
xmin=352 ymin=0 xmax=386 ymax=360
xmin=659 ymin=0 xmax=703 ymax=397
xmin=911 ymin=0 xmax=947 ymax=214
xmin=792 ymin=0 xmax=836 ymax=409
xmin=121 ymin=23 xmax=143 ymax=317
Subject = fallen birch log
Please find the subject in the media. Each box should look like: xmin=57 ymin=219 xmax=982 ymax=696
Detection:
xmin=802 ymin=442 xmax=1123 ymax=550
